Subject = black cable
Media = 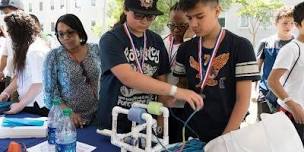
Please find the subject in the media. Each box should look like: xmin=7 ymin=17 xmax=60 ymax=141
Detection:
xmin=152 ymin=129 xmax=172 ymax=152
xmin=169 ymin=108 xmax=200 ymax=138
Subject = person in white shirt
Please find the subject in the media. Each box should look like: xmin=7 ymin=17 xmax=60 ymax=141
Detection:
xmin=29 ymin=14 xmax=55 ymax=49
xmin=0 ymin=26 xmax=7 ymax=91
xmin=268 ymin=1 xmax=304 ymax=143
xmin=0 ymin=11 xmax=50 ymax=116
xmin=0 ymin=0 xmax=24 ymax=89
xmin=0 ymin=26 xmax=7 ymax=53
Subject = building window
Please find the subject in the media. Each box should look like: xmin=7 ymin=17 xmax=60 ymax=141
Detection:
xmin=91 ymin=0 xmax=96 ymax=6
xmin=51 ymin=22 xmax=55 ymax=32
xmin=29 ymin=3 xmax=32 ymax=12
xmin=75 ymin=0 xmax=80 ymax=8
xmin=91 ymin=20 xmax=96 ymax=27
xmin=60 ymin=0 xmax=64 ymax=9
xmin=39 ymin=2 xmax=43 ymax=11
xmin=240 ymin=15 xmax=249 ymax=28
xmin=50 ymin=0 xmax=54 ymax=10
xmin=219 ymin=17 xmax=225 ymax=28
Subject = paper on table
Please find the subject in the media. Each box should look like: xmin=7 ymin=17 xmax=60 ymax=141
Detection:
xmin=0 ymin=117 xmax=47 ymax=138
xmin=27 ymin=141 xmax=96 ymax=152
xmin=2 ymin=117 xmax=45 ymax=127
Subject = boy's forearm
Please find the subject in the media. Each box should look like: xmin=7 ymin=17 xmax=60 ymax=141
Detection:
xmin=19 ymin=83 xmax=42 ymax=106
xmin=2 ymin=77 xmax=17 ymax=95
xmin=223 ymin=81 xmax=251 ymax=134
xmin=223 ymin=98 xmax=250 ymax=134
xmin=268 ymin=69 xmax=289 ymax=101
xmin=157 ymin=74 xmax=172 ymax=104
xmin=0 ymin=55 xmax=7 ymax=72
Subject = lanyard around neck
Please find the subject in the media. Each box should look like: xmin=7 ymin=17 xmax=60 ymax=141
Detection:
xmin=123 ymin=23 xmax=147 ymax=74
xmin=168 ymin=35 xmax=178 ymax=67
xmin=198 ymin=28 xmax=225 ymax=90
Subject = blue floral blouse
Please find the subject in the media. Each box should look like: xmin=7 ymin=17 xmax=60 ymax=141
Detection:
xmin=43 ymin=43 xmax=101 ymax=123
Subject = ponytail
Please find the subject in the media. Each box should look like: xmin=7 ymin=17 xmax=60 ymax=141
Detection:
xmin=113 ymin=13 xmax=127 ymax=28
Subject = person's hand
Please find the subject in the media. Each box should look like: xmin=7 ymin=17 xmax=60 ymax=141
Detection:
xmin=71 ymin=112 xmax=85 ymax=128
xmin=60 ymin=103 xmax=86 ymax=128
xmin=175 ymin=88 xmax=204 ymax=110
xmin=0 ymin=71 xmax=5 ymax=81
xmin=4 ymin=102 xmax=25 ymax=114
xmin=0 ymin=25 xmax=7 ymax=38
xmin=159 ymin=96 xmax=176 ymax=108
xmin=0 ymin=93 xmax=9 ymax=102
xmin=287 ymin=100 xmax=304 ymax=124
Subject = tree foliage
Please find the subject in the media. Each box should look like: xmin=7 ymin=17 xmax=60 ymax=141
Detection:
xmin=95 ymin=0 xmax=234 ymax=36
xmin=151 ymin=0 xmax=233 ymax=34
xmin=220 ymin=0 xmax=234 ymax=10
xmin=91 ymin=22 xmax=104 ymax=37
xmin=233 ymin=0 xmax=283 ymax=45
xmin=95 ymin=0 xmax=282 ymax=42
xmin=98 ymin=0 xmax=179 ymax=35
xmin=150 ymin=0 xmax=179 ymax=34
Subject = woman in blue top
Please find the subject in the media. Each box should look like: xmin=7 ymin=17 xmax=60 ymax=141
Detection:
xmin=43 ymin=14 xmax=101 ymax=128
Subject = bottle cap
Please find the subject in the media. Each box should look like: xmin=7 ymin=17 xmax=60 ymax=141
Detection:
xmin=7 ymin=141 xmax=22 ymax=152
xmin=63 ymin=108 xmax=73 ymax=117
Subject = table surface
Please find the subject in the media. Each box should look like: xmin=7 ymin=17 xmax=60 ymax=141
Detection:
xmin=0 ymin=113 xmax=120 ymax=152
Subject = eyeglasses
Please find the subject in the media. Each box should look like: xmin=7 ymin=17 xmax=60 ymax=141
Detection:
xmin=56 ymin=30 xmax=77 ymax=39
xmin=167 ymin=23 xmax=189 ymax=31
xmin=80 ymin=62 xmax=91 ymax=84
xmin=133 ymin=12 xmax=156 ymax=21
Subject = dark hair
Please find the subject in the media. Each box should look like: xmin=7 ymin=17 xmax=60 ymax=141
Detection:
xmin=293 ymin=2 xmax=304 ymax=25
xmin=29 ymin=14 xmax=41 ymax=34
xmin=4 ymin=11 xmax=35 ymax=73
xmin=30 ymin=14 xmax=40 ymax=25
xmin=55 ymin=14 xmax=87 ymax=45
xmin=113 ymin=7 xmax=128 ymax=28
xmin=170 ymin=2 xmax=183 ymax=12
xmin=113 ymin=13 xmax=127 ymax=28
xmin=179 ymin=0 xmax=219 ymax=11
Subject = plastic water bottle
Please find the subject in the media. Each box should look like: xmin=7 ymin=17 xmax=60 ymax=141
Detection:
xmin=48 ymin=98 xmax=63 ymax=144
xmin=55 ymin=108 xmax=77 ymax=152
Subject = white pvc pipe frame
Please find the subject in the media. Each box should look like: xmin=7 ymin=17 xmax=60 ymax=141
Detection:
xmin=96 ymin=102 xmax=169 ymax=152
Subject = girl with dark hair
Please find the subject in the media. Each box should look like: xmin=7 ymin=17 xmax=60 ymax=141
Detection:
xmin=95 ymin=0 xmax=203 ymax=133
xmin=0 ymin=11 xmax=50 ymax=116
xmin=29 ymin=14 xmax=41 ymax=35
xmin=163 ymin=2 xmax=191 ymax=143
xmin=43 ymin=14 xmax=101 ymax=128
xmin=113 ymin=12 xmax=127 ymax=28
